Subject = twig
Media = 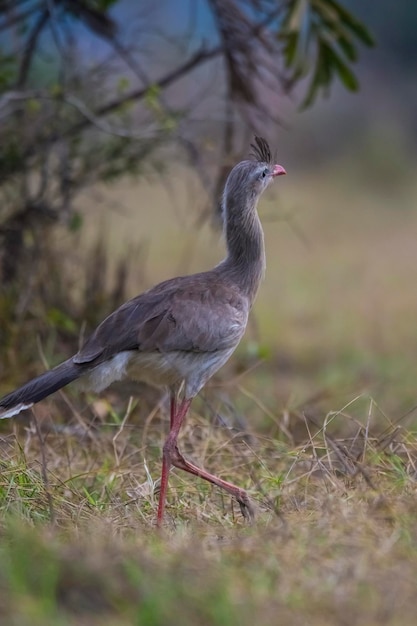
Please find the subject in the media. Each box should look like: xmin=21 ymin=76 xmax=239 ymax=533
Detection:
xmin=16 ymin=8 xmax=49 ymax=88
xmin=0 ymin=1 xmax=41 ymax=34
xmin=363 ymin=396 xmax=373 ymax=461
xmin=32 ymin=407 xmax=56 ymax=524
xmin=112 ymin=396 xmax=134 ymax=467
xmin=0 ymin=90 xmax=164 ymax=139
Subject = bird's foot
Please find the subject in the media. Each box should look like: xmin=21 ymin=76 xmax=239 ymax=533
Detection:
xmin=236 ymin=491 xmax=255 ymax=523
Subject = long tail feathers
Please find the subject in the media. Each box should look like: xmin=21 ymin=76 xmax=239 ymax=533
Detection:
xmin=0 ymin=359 xmax=82 ymax=419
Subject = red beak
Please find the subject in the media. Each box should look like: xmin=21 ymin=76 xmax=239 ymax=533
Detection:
xmin=272 ymin=164 xmax=286 ymax=177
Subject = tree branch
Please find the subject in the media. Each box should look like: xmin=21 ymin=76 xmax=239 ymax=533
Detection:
xmin=64 ymin=46 xmax=222 ymax=138
xmin=0 ymin=90 xmax=163 ymax=139
xmin=0 ymin=44 xmax=223 ymax=180
xmin=17 ymin=7 xmax=50 ymax=88
xmin=0 ymin=1 xmax=42 ymax=34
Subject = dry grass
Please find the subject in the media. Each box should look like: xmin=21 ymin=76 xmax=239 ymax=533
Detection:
xmin=1 ymin=388 xmax=417 ymax=625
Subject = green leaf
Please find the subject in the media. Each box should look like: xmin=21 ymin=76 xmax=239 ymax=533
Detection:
xmin=117 ymin=76 xmax=130 ymax=92
xmin=47 ymin=308 xmax=77 ymax=333
xmin=25 ymin=99 xmax=41 ymax=114
xmin=324 ymin=0 xmax=375 ymax=46
xmin=319 ymin=40 xmax=335 ymax=87
xmin=144 ymin=84 xmax=161 ymax=110
xmin=337 ymin=35 xmax=358 ymax=62
xmin=49 ymin=83 xmax=63 ymax=98
xmin=96 ymin=0 xmax=118 ymax=9
xmin=300 ymin=40 xmax=329 ymax=109
xmin=330 ymin=47 xmax=359 ymax=91
xmin=68 ymin=211 xmax=83 ymax=232
xmin=283 ymin=31 xmax=299 ymax=67
xmin=300 ymin=63 xmax=321 ymax=110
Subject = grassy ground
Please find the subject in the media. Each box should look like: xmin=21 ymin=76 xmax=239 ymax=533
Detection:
xmin=1 ymin=160 xmax=417 ymax=624
xmin=1 ymin=393 xmax=417 ymax=625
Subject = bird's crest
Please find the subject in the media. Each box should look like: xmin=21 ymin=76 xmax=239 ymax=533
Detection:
xmin=250 ymin=136 xmax=272 ymax=165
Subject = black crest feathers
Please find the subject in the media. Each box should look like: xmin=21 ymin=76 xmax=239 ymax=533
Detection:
xmin=250 ymin=136 xmax=272 ymax=164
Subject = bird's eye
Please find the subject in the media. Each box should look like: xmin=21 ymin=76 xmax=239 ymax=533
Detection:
xmin=261 ymin=168 xmax=268 ymax=179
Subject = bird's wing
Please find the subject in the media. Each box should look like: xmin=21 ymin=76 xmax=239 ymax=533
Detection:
xmin=74 ymin=274 xmax=249 ymax=365
xmin=142 ymin=281 xmax=249 ymax=353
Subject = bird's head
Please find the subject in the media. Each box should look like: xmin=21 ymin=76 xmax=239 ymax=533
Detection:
xmin=224 ymin=137 xmax=286 ymax=204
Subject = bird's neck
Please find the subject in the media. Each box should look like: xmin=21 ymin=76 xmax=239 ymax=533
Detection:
xmin=220 ymin=192 xmax=266 ymax=304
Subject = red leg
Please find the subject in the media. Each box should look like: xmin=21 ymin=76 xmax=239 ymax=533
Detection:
xmin=157 ymin=396 xmax=254 ymax=526
xmin=169 ymin=394 xmax=176 ymax=429
xmin=156 ymin=397 xmax=191 ymax=527
xmin=170 ymin=443 xmax=254 ymax=521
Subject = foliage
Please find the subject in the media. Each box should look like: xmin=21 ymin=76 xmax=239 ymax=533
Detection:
xmin=0 ymin=0 xmax=372 ymax=289
xmin=280 ymin=0 xmax=374 ymax=108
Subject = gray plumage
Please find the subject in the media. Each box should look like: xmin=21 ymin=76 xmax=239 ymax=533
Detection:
xmin=0 ymin=137 xmax=286 ymax=524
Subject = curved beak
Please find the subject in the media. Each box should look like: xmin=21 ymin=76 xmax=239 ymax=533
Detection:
xmin=272 ymin=164 xmax=286 ymax=177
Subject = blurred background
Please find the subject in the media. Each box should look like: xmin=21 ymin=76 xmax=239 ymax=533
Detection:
xmin=1 ymin=0 xmax=416 ymax=433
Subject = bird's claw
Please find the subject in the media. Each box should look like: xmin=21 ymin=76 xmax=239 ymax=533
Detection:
xmin=237 ymin=493 xmax=255 ymax=523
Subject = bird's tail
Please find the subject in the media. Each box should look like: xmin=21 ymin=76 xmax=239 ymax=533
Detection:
xmin=0 ymin=358 xmax=82 ymax=419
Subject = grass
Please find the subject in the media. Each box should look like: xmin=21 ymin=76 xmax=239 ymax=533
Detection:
xmin=1 ymin=159 xmax=417 ymax=624
xmin=2 ymin=499 xmax=417 ymax=626
xmin=1 ymin=388 xmax=417 ymax=624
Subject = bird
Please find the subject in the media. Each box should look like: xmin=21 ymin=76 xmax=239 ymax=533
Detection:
xmin=0 ymin=137 xmax=286 ymax=526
